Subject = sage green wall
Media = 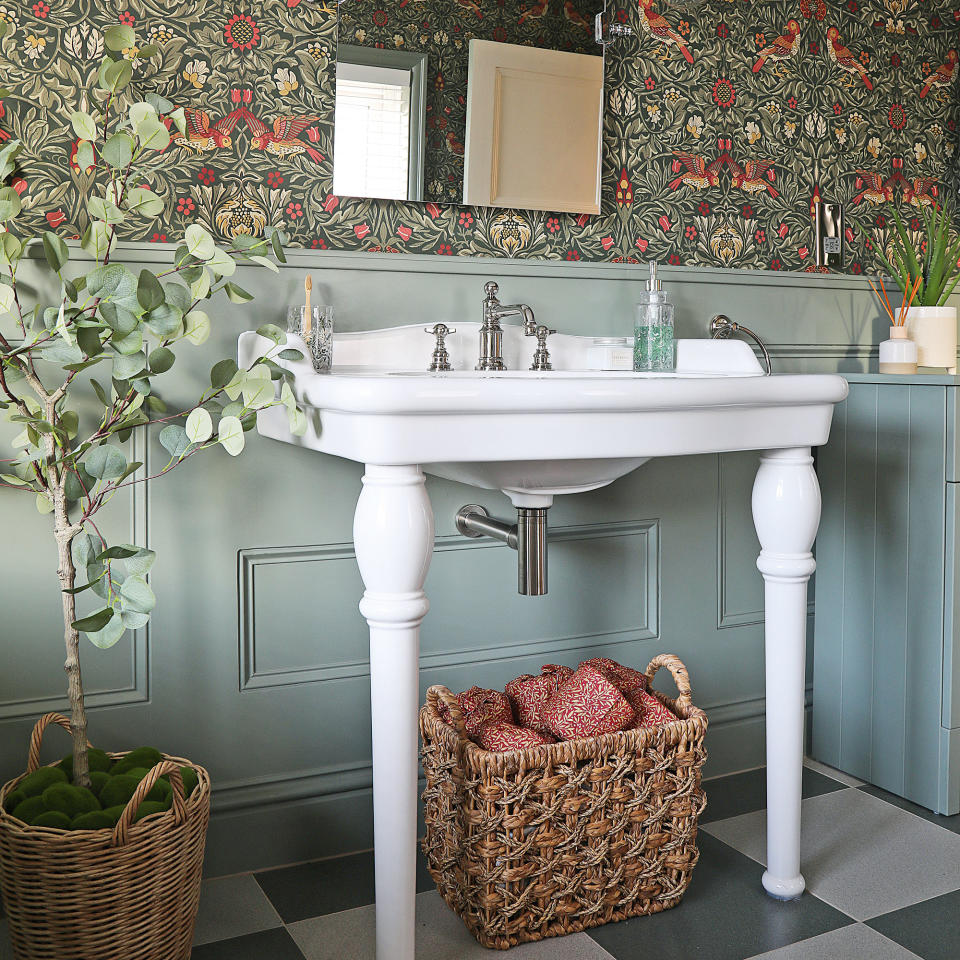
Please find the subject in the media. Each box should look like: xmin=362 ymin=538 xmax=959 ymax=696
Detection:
xmin=0 ymin=247 xmax=929 ymax=875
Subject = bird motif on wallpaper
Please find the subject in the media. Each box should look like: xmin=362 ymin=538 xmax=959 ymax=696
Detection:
xmin=173 ymin=107 xmax=239 ymax=152
xmin=826 ymin=26 xmax=873 ymax=90
xmin=638 ymin=0 xmax=694 ymax=64
xmin=903 ymin=177 xmax=939 ymax=207
xmin=730 ymin=158 xmax=779 ymax=198
xmin=852 ymin=171 xmax=892 ymax=205
xmin=445 ymin=131 xmax=465 ymax=155
xmin=752 ymin=20 xmax=801 ymax=74
xmin=920 ymin=49 xmax=958 ymax=98
xmin=562 ymin=1 xmax=591 ymax=31
xmin=669 ymin=151 xmax=723 ymax=190
xmin=454 ymin=0 xmax=483 ymax=20
xmin=241 ymin=110 xmax=325 ymax=163
xmin=518 ymin=0 xmax=548 ymax=25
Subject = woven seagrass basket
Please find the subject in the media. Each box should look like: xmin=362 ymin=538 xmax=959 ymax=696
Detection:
xmin=420 ymin=653 xmax=708 ymax=950
xmin=0 ymin=713 xmax=211 ymax=960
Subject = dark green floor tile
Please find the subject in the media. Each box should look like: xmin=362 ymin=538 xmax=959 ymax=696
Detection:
xmin=867 ymin=889 xmax=960 ymax=960
xmin=255 ymin=848 xmax=434 ymax=923
xmin=701 ymin=767 xmax=847 ymax=824
xmin=587 ymin=834 xmax=854 ymax=960
xmin=191 ymin=927 xmax=304 ymax=959
xmin=857 ymin=785 xmax=960 ymax=836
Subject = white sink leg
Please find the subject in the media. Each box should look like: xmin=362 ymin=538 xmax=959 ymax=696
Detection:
xmin=751 ymin=446 xmax=820 ymax=901
xmin=353 ymin=464 xmax=434 ymax=960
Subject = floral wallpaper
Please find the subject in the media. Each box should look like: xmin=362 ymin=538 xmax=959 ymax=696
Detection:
xmin=0 ymin=0 xmax=958 ymax=272
xmin=339 ymin=0 xmax=599 ymax=204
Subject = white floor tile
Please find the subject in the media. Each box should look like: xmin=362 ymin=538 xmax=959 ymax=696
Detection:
xmin=703 ymin=788 xmax=960 ymax=921
xmin=745 ymin=922 xmax=922 ymax=959
xmin=287 ymin=889 xmax=617 ymax=960
xmin=192 ymin=873 xmax=283 ymax=946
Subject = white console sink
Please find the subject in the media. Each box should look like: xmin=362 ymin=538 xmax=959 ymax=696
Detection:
xmin=238 ymin=320 xmax=848 ymax=960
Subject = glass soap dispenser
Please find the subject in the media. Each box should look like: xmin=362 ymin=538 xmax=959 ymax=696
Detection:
xmin=634 ymin=261 xmax=675 ymax=372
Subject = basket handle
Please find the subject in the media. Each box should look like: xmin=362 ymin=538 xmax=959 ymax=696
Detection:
xmin=644 ymin=654 xmax=693 ymax=710
xmin=27 ymin=713 xmax=93 ymax=774
xmin=426 ymin=685 xmax=470 ymax=741
xmin=111 ymin=760 xmax=188 ymax=847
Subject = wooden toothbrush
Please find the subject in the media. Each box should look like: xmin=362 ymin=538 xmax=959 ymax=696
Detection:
xmin=304 ymin=274 xmax=313 ymax=338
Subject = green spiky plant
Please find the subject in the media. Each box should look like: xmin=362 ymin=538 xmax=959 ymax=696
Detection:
xmin=0 ymin=22 xmax=306 ymax=789
xmin=880 ymin=202 xmax=960 ymax=307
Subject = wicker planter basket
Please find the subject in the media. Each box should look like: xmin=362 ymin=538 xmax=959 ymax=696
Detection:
xmin=0 ymin=713 xmax=211 ymax=960
xmin=420 ymin=654 xmax=708 ymax=950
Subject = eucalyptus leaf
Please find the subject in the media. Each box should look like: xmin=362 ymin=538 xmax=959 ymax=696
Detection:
xmin=85 ymin=444 xmax=127 ymax=480
xmin=72 ymin=607 xmax=114 ymax=632
xmin=211 ymin=358 xmax=238 ymax=388
xmin=123 ymin=546 xmax=156 ymax=575
xmin=42 ymin=231 xmax=69 ymax=272
xmin=124 ymin=187 xmax=164 ymax=218
xmin=75 ymin=141 xmax=95 ymax=172
xmin=145 ymin=92 xmax=174 ymax=114
xmin=145 ymin=303 xmax=183 ymax=337
xmin=0 ymin=186 xmax=22 ymax=222
xmin=223 ymin=282 xmax=254 ymax=304
xmin=71 ymin=532 xmax=97 ymax=569
xmin=81 ymin=221 xmax=114 ymax=260
xmin=70 ymin=110 xmax=98 ymax=141
xmin=100 ymin=131 xmax=133 ymax=169
xmin=183 ymin=310 xmax=210 ymax=345
xmin=121 ymin=610 xmax=150 ymax=630
xmin=86 ymin=615 xmax=126 ymax=649
xmin=96 ymin=545 xmax=139 ymax=561
xmin=88 ymin=196 xmax=125 ymax=225
xmin=186 ymin=406 xmax=213 ymax=443
xmin=136 ymin=270 xmax=164 ymax=311
xmin=148 ymin=346 xmax=175 ymax=373
xmin=98 ymin=58 xmax=134 ymax=95
xmin=218 ymin=415 xmax=245 ymax=456
xmin=158 ymin=424 xmax=191 ymax=460
xmin=35 ymin=492 xmax=53 ymax=514
xmin=185 ymin=223 xmax=215 ymax=261
xmin=103 ymin=24 xmax=135 ymax=52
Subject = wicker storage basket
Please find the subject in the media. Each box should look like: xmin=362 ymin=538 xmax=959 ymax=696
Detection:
xmin=0 ymin=713 xmax=211 ymax=960
xmin=420 ymin=654 xmax=708 ymax=949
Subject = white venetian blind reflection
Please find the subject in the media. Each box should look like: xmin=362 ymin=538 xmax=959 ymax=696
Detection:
xmin=334 ymin=61 xmax=411 ymax=201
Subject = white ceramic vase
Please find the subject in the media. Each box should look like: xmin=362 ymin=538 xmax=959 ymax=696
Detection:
xmin=905 ymin=305 xmax=958 ymax=373
xmin=878 ymin=326 xmax=918 ymax=375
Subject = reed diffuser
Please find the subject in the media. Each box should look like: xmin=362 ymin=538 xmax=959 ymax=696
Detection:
xmin=870 ymin=274 xmax=920 ymax=375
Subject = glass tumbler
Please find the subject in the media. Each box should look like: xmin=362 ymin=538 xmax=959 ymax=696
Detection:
xmin=287 ymin=304 xmax=333 ymax=373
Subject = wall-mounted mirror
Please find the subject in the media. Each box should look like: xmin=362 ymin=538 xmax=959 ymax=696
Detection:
xmin=333 ymin=0 xmax=605 ymax=214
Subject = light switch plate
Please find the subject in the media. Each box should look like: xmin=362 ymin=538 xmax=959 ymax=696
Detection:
xmin=814 ymin=201 xmax=844 ymax=268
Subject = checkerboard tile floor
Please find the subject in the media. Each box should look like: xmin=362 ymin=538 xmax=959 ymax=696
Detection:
xmin=3 ymin=759 xmax=959 ymax=959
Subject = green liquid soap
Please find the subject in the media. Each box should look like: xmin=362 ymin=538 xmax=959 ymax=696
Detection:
xmin=633 ymin=261 xmax=675 ymax=373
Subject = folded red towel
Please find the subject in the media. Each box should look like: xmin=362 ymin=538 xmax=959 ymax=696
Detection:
xmin=505 ymin=664 xmax=573 ymax=735
xmin=478 ymin=721 xmax=556 ymax=751
xmin=626 ymin=687 xmax=677 ymax=728
xmin=578 ymin=657 xmax=648 ymax=695
xmin=437 ymin=686 xmax=514 ymax=741
xmin=541 ymin=664 xmax=635 ymax=740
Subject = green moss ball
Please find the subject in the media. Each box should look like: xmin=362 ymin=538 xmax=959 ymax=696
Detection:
xmin=3 ymin=788 xmax=26 ymax=813
xmin=58 ymin=748 xmax=113 ymax=780
xmin=112 ymin=747 xmax=163 ymax=774
xmin=98 ymin=774 xmax=140 ymax=809
xmin=32 ymin=810 xmax=72 ymax=830
xmin=11 ymin=796 xmax=47 ymax=824
xmin=18 ymin=767 xmax=67 ymax=798
xmin=102 ymin=805 xmax=126 ymax=825
xmin=88 ymin=771 xmax=110 ymax=797
xmin=70 ymin=810 xmax=115 ymax=831
xmin=41 ymin=783 xmax=101 ymax=818
xmin=132 ymin=800 xmax=167 ymax=823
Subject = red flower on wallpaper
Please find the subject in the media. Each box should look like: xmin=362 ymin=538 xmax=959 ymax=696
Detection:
xmin=891 ymin=53 xmax=901 ymax=68
xmin=198 ymin=167 xmax=215 ymax=185
xmin=286 ymin=201 xmax=304 ymax=219
xmin=770 ymin=258 xmax=782 ymax=270
xmin=668 ymin=254 xmax=681 ymax=265
xmin=32 ymin=3 xmax=49 ymax=19
xmin=778 ymin=222 xmax=789 ymax=238
xmin=566 ymin=249 xmax=581 ymax=260
xmin=546 ymin=217 xmax=560 ymax=233
xmin=685 ymin=225 xmax=697 ymax=240
xmin=755 ymin=229 xmax=766 ymax=243
xmin=601 ymin=236 xmax=614 ymax=250
xmin=717 ymin=22 xmax=728 ymax=38
xmin=150 ymin=232 xmax=167 ymax=243
xmin=616 ymin=168 xmax=633 ymax=207
xmin=397 ymin=225 xmax=412 ymax=241
xmin=45 ymin=210 xmax=65 ymax=228
xmin=372 ymin=9 xmax=388 ymax=26
xmin=658 ymin=214 xmax=672 ymax=232
xmin=425 ymin=202 xmax=441 ymax=219
xmin=267 ymin=171 xmax=284 ymax=188
xmin=354 ymin=223 xmax=370 ymax=239
xmin=176 ymin=197 xmax=195 ymax=215
xmin=309 ymin=237 xmax=327 ymax=249
xmin=888 ymin=102 xmax=907 ymax=130
xmin=635 ymin=237 xmax=649 ymax=252
xmin=698 ymin=201 xmax=710 ymax=216
xmin=712 ymin=77 xmax=736 ymax=109
xmin=742 ymin=204 xmax=753 ymax=218
xmin=437 ymin=243 xmax=453 ymax=255
xmin=11 ymin=177 xmax=26 ymax=195
xmin=323 ymin=195 xmax=339 ymax=213
xmin=458 ymin=211 xmax=473 ymax=227
xmin=224 ymin=14 xmax=260 ymax=51
xmin=798 ymin=245 xmax=809 ymax=259
xmin=118 ymin=11 xmax=134 ymax=25
xmin=644 ymin=76 xmax=655 ymax=90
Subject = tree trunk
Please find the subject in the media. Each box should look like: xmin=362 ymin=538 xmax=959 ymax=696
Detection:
xmin=53 ymin=496 xmax=89 ymax=788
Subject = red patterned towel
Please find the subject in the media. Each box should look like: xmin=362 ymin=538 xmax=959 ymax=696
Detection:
xmin=505 ymin=664 xmax=573 ymax=735
xmin=478 ymin=721 xmax=556 ymax=751
xmin=626 ymin=687 xmax=677 ymax=728
xmin=578 ymin=657 xmax=648 ymax=695
xmin=541 ymin=664 xmax=635 ymax=740
xmin=437 ymin=686 xmax=514 ymax=741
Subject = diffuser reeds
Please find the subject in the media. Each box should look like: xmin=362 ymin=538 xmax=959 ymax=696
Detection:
xmin=868 ymin=274 xmax=921 ymax=326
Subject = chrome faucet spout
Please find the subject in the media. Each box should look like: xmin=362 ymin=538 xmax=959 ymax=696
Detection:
xmin=478 ymin=281 xmax=537 ymax=370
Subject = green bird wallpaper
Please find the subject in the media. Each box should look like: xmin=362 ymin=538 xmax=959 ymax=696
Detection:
xmin=0 ymin=0 xmax=957 ymax=272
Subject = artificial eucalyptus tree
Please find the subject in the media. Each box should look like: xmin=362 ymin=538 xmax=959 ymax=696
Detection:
xmin=0 ymin=23 xmax=306 ymax=788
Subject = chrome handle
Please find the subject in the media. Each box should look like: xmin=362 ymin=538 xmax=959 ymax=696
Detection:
xmin=528 ymin=324 xmax=556 ymax=372
xmin=710 ymin=314 xmax=772 ymax=376
xmin=425 ymin=323 xmax=455 ymax=372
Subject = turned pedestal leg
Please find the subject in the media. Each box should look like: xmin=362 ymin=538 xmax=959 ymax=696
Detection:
xmin=353 ymin=464 xmax=434 ymax=960
xmin=752 ymin=447 xmax=820 ymax=901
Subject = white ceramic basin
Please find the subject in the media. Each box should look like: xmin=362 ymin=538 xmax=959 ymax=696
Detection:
xmin=239 ymin=324 xmax=848 ymax=507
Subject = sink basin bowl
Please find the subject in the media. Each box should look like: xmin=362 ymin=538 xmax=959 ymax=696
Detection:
xmin=240 ymin=324 xmax=848 ymax=507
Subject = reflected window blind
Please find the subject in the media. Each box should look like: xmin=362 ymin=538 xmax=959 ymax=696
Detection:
xmin=334 ymin=62 xmax=411 ymax=201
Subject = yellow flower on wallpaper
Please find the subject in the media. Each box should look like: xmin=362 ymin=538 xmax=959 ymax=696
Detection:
xmin=274 ymin=68 xmax=299 ymax=96
xmin=914 ymin=141 xmax=927 ymax=162
xmin=685 ymin=115 xmax=703 ymax=138
xmin=745 ymin=121 xmax=761 ymax=144
xmin=23 ymin=34 xmax=46 ymax=60
xmin=182 ymin=59 xmax=209 ymax=88
xmin=867 ymin=136 xmax=881 ymax=158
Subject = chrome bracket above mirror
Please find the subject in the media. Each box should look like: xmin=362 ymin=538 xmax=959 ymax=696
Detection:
xmin=595 ymin=6 xmax=633 ymax=46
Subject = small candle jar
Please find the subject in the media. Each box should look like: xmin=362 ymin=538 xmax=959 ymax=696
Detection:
xmin=878 ymin=326 xmax=918 ymax=375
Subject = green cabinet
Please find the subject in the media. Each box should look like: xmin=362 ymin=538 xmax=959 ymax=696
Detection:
xmin=813 ymin=374 xmax=960 ymax=815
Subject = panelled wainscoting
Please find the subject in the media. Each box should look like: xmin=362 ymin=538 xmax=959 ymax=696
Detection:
xmin=0 ymin=246 xmax=945 ymax=875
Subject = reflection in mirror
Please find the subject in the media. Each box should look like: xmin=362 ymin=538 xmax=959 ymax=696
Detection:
xmin=334 ymin=0 xmax=604 ymax=214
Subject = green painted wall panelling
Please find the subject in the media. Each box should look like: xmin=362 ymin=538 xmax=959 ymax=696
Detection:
xmin=1 ymin=2 xmax=958 ymax=268
xmin=0 ymin=246 xmax=893 ymax=874
xmin=813 ymin=374 xmax=960 ymax=815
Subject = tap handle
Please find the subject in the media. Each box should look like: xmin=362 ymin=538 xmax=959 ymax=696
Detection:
xmin=529 ymin=325 xmax=555 ymax=372
xmin=425 ymin=323 xmax=455 ymax=343
xmin=426 ymin=323 xmax=455 ymax=372
xmin=483 ymin=280 xmax=499 ymax=301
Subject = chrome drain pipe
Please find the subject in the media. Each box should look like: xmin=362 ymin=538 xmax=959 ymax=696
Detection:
xmin=456 ymin=504 xmax=548 ymax=596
